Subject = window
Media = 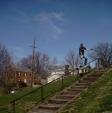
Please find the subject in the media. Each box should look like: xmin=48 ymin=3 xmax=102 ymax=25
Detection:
xmin=24 ymin=79 xmax=27 ymax=83
xmin=25 ymin=73 xmax=27 ymax=76
xmin=18 ymin=72 xmax=20 ymax=76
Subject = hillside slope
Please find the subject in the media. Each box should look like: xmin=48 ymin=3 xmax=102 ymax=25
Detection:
xmin=60 ymin=69 xmax=112 ymax=113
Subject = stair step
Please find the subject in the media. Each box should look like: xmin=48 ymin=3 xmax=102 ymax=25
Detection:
xmin=82 ymin=78 xmax=97 ymax=81
xmin=84 ymin=77 xmax=97 ymax=79
xmin=30 ymin=109 xmax=54 ymax=113
xmin=36 ymin=109 xmax=54 ymax=113
xmin=75 ymin=83 xmax=90 ymax=86
xmin=49 ymin=98 xmax=69 ymax=104
xmin=28 ymin=71 xmax=104 ymax=113
xmin=88 ymin=76 xmax=99 ymax=78
xmin=68 ymin=88 xmax=83 ymax=92
xmin=81 ymin=79 xmax=95 ymax=82
xmin=39 ymin=104 xmax=60 ymax=110
xmin=60 ymin=91 xmax=80 ymax=95
xmin=56 ymin=95 xmax=75 ymax=99
xmin=72 ymin=86 xmax=87 ymax=88
xmin=78 ymin=81 xmax=92 ymax=85
xmin=93 ymin=74 xmax=102 ymax=76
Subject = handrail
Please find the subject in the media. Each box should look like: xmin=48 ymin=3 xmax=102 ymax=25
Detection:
xmin=10 ymin=75 xmax=64 ymax=103
xmin=80 ymin=58 xmax=99 ymax=69
xmin=9 ymin=58 xmax=99 ymax=113
xmin=12 ymin=58 xmax=98 ymax=102
xmin=10 ymin=74 xmax=68 ymax=113
xmin=10 ymin=86 xmax=41 ymax=103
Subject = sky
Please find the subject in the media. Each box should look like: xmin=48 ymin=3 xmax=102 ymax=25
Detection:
xmin=0 ymin=0 xmax=112 ymax=63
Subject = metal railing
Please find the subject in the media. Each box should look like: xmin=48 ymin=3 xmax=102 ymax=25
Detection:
xmin=0 ymin=58 xmax=100 ymax=113
xmin=9 ymin=75 xmax=76 ymax=113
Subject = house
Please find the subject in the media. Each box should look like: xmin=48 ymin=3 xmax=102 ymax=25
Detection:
xmin=4 ymin=65 xmax=38 ymax=86
xmin=47 ymin=69 xmax=64 ymax=83
xmin=40 ymin=69 xmax=65 ymax=84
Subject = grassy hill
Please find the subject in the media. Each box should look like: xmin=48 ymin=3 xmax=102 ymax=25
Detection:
xmin=0 ymin=75 xmax=76 ymax=113
xmin=60 ymin=69 xmax=112 ymax=113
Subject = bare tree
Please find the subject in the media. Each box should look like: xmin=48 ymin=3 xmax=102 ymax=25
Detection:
xmin=90 ymin=42 xmax=112 ymax=68
xmin=35 ymin=52 xmax=50 ymax=74
xmin=0 ymin=43 xmax=12 ymax=72
xmin=19 ymin=52 xmax=53 ymax=75
xmin=52 ymin=57 xmax=58 ymax=66
xmin=0 ymin=43 xmax=13 ymax=86
xmin=65 ymin=50 xmax=80 ymax=75
xmin=47 ymin=57 xmax=58 ymax=71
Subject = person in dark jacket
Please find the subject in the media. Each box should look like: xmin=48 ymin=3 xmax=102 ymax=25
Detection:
xmin=79 ymin=43 xmax=87 ymax=65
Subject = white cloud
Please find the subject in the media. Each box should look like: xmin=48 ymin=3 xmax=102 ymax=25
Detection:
xmin=53 ymin=24 xmax=62 ymax=34
xmin=34 ymin=12 xmax=65 ymax=40
xmin=52 ymin=12 xmax=64 ymax=22
xmin=34 ymin=12 xmax=64 ymax=22
xmin=7 ymin=8 xmax=65 ymax=40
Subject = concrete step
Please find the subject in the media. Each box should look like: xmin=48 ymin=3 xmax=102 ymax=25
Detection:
xmin=81 ymin=78 xmax=95 ymax=82
xmin=82 ymin=78 xmax=97 ymax=81
xmin=28 ymin=70 xmax=104 ymax=113
xmin=29 ymin=108 xmax=54 ymax=113
xmin=56 ymin=95 xmax=75 ymax=99
xmin=60 ymin=91 xmax=80 ymax=95
xmin=84 ymin=76 xmax=98 ymax=79
xmin=78 ymin=80 xmax=92 ymax=84
xmin=36 ymin=109 xmax=54 ymax=113
xmin=49 ymin=98 xmax=69 ymax=104
xmin=75 ymin=83 xmax=90 ymax=86
xmin=68 ymin=88 xmax=84 ymax=92
xmin=93 ymin=72 xmax=103 ymax=77
xmin=94 ymin=71 xmax=104 ymax=74
xmin=86 ymin=75 xmax=99 ymax=78
xmin=71 ymin=85 xmax=87 ymax=89
xmin=39 ymin=104 xmax=61 ymax=110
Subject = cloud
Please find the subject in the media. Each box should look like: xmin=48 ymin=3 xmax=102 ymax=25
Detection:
xmin=53 ymin=24 xmax=62 ymax=34
xmin=34 ymin=12 xmax=65 ymax=40
xmin=5 ymin=7 xmax=65 ymax=40
xmin=52 ymin=12 xmax=64 ymax=22
xmin=34 ymin=12 xmax=64 ymax=23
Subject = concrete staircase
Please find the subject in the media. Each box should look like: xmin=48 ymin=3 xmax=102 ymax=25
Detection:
xmin=28 ymin=70 xmax=104 ymax=113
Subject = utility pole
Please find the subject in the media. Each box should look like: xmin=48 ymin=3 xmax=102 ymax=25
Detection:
xmin=30 ymin=39 xmax=37 ymax=87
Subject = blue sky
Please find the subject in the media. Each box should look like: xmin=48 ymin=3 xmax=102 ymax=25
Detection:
xmin=0 ymin=0 xmax=112 ymax=63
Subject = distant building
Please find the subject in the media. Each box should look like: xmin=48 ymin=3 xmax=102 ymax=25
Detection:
xmin=4 ymin=65 xmax=38 ymax=86
xmin=40 ymin=69 xmax=64 ymax=84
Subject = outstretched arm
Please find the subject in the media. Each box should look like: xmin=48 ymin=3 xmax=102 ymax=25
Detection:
xmin=86 ymin=48 xmax=94 ymax=51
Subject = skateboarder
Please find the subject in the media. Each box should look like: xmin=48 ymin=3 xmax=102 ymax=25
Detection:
xmin=79 ymin=43 xmax=87 ymax=66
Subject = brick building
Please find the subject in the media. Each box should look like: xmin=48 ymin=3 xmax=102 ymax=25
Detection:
xmin=4 ymin=66 xmax=38 ymax=86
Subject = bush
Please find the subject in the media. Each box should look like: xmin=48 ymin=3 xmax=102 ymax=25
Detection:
xmin=18 ymin=81 xmax=27 ymax=88
xmin=5 ymin=83 xmax=17 ymax=94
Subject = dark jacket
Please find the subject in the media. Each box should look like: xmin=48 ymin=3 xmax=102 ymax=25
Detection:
xmin=79 ymin=46 xmax=86 ymax=55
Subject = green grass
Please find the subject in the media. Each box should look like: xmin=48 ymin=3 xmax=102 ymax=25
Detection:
xmin=0 ymin=87 xmax=36 ymax=105
xmin=60 ymin=69 xmax=112 ymax=113
xmin=0 ymin=75 xmax=77 ymax=113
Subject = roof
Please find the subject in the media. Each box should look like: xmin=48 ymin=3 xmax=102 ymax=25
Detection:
xmin=12 ymin=65 xmax=31 ymax=72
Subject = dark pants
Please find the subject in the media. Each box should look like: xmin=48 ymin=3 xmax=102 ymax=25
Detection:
xmin=80 ymin=54 xmax=87 ymax=66
xmin=84 ymin=57 xmax=87 ymax=65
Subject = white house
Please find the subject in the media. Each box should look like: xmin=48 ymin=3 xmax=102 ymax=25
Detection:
xmin=41 ymin=69 xmax=64 ymax=84
xmin=47 ymin=69 xmax=64 ymax=83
